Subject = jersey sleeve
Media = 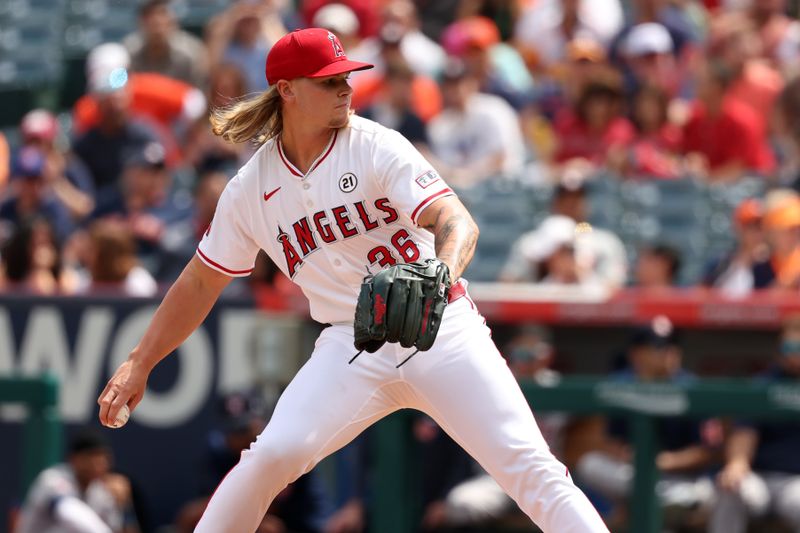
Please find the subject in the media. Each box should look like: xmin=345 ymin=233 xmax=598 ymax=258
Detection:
xmin=196 ymin=174 xmax=259 ymax=277
xmin=373 ymin=129 xmax=455 ymax=226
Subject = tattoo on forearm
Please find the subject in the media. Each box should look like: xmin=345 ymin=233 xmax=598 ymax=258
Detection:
xmin=434 ymin=213 xmax=478 ymax=280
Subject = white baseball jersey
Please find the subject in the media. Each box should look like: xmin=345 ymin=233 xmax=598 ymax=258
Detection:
xmin=197 ymin=115 xmax=455 ymax=324
xmin=193 ymin=116 xmax=610 ymax=533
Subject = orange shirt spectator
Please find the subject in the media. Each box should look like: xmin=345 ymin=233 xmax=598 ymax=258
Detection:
xmin=351 ymin=73 xmax=442 ymax=123
xmin=73 ymin=72 xmax=204 ymax=136
xmin=764 ymin=196 xmax=800 ymax=288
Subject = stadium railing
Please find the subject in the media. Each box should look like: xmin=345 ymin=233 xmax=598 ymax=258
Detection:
xmin=0 ymin=375 xmax=61 ymax=494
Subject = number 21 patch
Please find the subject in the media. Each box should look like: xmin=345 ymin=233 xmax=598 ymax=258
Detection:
xmin=415 ymin=170 xmax=440 ymax=189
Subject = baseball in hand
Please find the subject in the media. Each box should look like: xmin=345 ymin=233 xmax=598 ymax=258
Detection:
xmin=110 ymin=405 xmax=130 ymax=429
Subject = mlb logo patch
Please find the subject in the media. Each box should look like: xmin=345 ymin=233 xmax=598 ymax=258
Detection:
xmin=415 ymin=170 xmax=440 ymax=189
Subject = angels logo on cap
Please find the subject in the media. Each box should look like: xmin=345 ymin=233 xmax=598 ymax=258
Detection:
xmin=265 ymin=28 xmax=373 ymax=86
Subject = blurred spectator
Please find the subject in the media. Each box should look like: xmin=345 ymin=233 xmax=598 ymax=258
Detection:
xmin=184 ymin=64 xmax=253 ymax=174
xmin=16 ymin=428 xmax=140 ymax=533
xmin=776 ymin=74 xmax=800 ymax=186
xmin=708 ymin=11 xmax=784 ymax=123
xmin=302 ymin=0 xmax=380 ymax=39
xmin=521 ymin=38 xmax=612 ymax=161
xmin=19 ymin=109 xmax=96 ymax=220
xmin=335 ymin=0 xmax=445 ymax=80
xmin=0 ymin=147 xmax=75 ymax=243
xmin=73 ymin=42 xmax=207 ymax=166
xmin=360 ymin=59 xmax=430 ymax=147
xmin=763 ymin=193 xmax=800 ymax=289
xmin=456 ymin=0 xmax=520 ymax=41
xmin=557 ymin=38 xmax=611 ymax=107
xmin=634 ymin=243 xmax=682 ymax=290
xmin=159 ymin=170 xmax=228 ymax=281
xmin=514 ymin=0 xmax=624 ymax=71
xmin=174 ymin=391 xmax=331 ymax=533
xmin=623 ymin=84 xmax=684 ymax=179
xmin=74 ymin=219 xmax=158 ymax=297
xmin=0 ymin=219 xmax=73 ymax=295
xmin=350 ymin=32 xmax=443 ymax=123
xmin=625 ymin=0 xmax=702 ymax=55
xmin=618 ymin=22 xmax=682 ymax=99
xmin=682 ymin=60 xmax=775 ymax=180
xmin=748 ymin=0 xmax=800 ymax=77
xmin=312 ymin=2 xmax=363 ymax=53
xmin=123 ymin=0 xmax=209 ymax=88
xmin=72 ymin=45 xmax=167 ymax=193
xmin=552 ymin=71 xmax=635 ymax=169
xmin=427 ymin=59 xmax=525 ymax=187
xmin=500 ymin=214 xmax=606 ymax=290
xmin=441 ymin=15 xmax=535 ymax=109
xmin=575 ymin=316 xmax=717 ymax=528
xmin=710 ymin=313 xmax=800 ymax=533
xmin=703 ymin=198 xmax=775 ymax=297
xmin=206 ymin=0 xmax=287 ymax=92
xmin=501 ymin=175 xmax=628 ymax=289
xmin=93 ymin=141 xmax=192 ymax=271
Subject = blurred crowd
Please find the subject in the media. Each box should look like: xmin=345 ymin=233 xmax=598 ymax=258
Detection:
xmin=2 ymin=0 xmax=800 ymax=297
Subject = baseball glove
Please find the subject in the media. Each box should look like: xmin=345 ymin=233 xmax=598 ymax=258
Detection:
xmin=353 ymin=259 xmax=451 ymax=356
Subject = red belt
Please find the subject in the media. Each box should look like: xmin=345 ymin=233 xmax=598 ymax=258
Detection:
xmin=448 ymin=280 xmax=466 ymax=303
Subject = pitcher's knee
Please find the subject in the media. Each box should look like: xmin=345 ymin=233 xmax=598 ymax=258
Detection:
xmin=244 ymin=432 xmax=320 ymax=482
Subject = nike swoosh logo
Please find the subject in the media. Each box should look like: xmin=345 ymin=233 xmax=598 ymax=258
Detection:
xmin=263 ymin=187 xmax=281 ymax=202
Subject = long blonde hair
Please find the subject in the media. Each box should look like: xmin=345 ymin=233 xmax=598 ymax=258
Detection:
xmin=210 ymin=86 xmax=283 ymax=146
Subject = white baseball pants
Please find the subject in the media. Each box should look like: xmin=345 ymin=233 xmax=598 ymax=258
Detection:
xmin=195 ymin=295 xmax=608 ymax=532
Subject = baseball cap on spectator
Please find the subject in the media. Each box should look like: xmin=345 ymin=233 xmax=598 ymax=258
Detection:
xmin=522 ymin=215 xmax=577 ymax=263
xmin=734 ymin=198 xmax=764 ymax=225
xmin=555 ymin=166 xmax=590 ymax=197
xmin=630 ymin=315 xmax=678 ymax=349
xmin=441 ymin=16 xmax=500 ymax=56
xmin=86 ymin=42 xmax=130 ymax=93
xmin=312 ymin=3 xmax=360 ymax=36
xmin=567 ymin=38 xmax=606 ymax=63
xmin=764 ymin=196 xmax=800 ymax=230
xmin=624 ymin=23 xmax=674 ymax=57
xmin=20 ymin=109 xmax=59 ymax=143
xmin=125 ymin=142 xmax=167 ymax=170
xmin=265 ymin=28 xmax=373 ymax=86
xmin=11 ymin=147 xmax=46 ymax=179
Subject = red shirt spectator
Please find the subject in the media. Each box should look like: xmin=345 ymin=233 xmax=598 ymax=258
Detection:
xmin=554 ymin=112 xmax=635 ymax=164
xmin=682 ymin=97 xmax=775 ymax=176
xmin=627 ymin=85 xmax=683 ymax=179
xmin=553 ymin=74 xmax=636 ymax=166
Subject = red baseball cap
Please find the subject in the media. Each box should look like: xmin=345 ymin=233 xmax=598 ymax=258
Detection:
xmin=265 ymin=28 xmax=373 ymax=86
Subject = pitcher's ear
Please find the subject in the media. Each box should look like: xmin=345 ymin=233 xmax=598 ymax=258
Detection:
xmin=276 ymin=80 xmax=294 ymax=99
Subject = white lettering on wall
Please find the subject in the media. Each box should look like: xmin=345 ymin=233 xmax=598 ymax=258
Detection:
xmin=219 ymin=310 xmax=259 ymax=394
xmin=0 ymin=308 xmax=13 ymax=373
xmin=18 ymin=307 xmax=113 ymax=420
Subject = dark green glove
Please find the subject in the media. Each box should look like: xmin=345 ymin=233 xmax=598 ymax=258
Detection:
xmin=354 ymin=259 xmax=451 ymax=354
